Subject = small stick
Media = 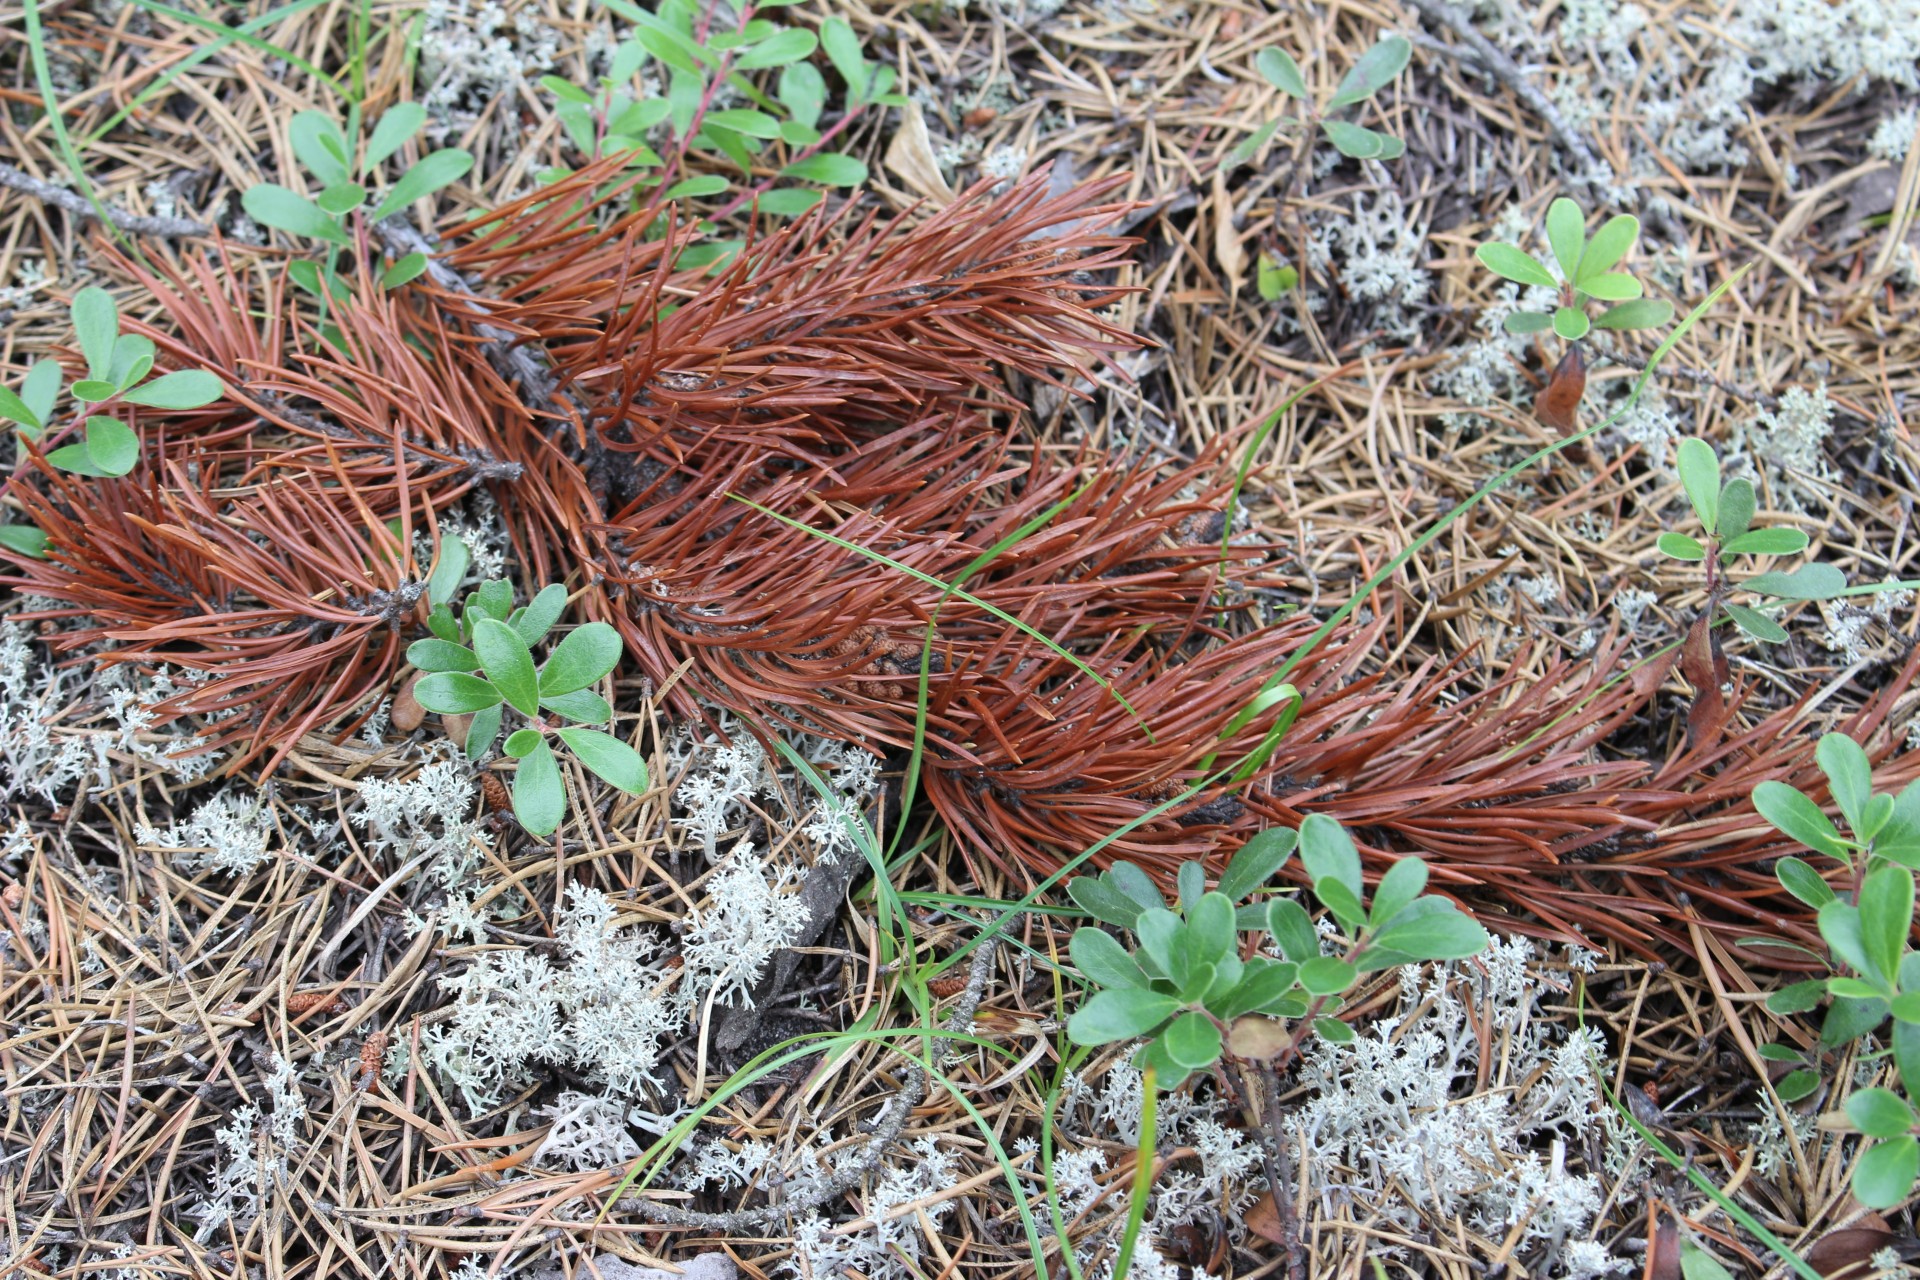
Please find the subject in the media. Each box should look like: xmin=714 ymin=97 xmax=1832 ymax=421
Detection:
xmin=0 ymin=162 xmax=211 ymax=238
xmin=246 ymin=387 xmax=525 ymax=483
xmin=0 ymin=160 xmax=546 ymax=409
xmin=1404 ymin=0 xmax=1603 ymax=176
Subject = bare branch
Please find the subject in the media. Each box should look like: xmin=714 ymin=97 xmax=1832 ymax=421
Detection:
xmin=0 ymin=163 xmax=212 ymax=239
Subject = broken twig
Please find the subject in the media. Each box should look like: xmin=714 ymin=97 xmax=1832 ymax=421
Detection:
xmin=0 ymin=163 xmax=211 ymax=239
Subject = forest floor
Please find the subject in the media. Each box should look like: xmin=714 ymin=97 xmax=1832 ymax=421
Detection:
xmin=2 ymin=0 xmax=1920 ymax=1277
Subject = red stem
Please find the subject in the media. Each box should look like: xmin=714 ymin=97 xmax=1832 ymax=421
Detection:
xmin=707 ymin=102 xmax=867 ymax=224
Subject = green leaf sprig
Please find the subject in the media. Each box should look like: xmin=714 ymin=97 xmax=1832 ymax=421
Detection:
xmin=1063 ymin=814 xmax=1488 ymax=1090
xmin=1475 ymin=196 xmax=1673 ymax=339
xmin=242 ymin=104 xmax=472 ymax=302
xmin=0 ymin=287 xmax=226 ymax=556
xmin=1232 ymin=36 xmax=1413 ymax=168
xmin=1657 ymin=436 xmax=1846 ymax=643
xmin=1750 ymin=732 xmax=1920 ymax=1208
xmin=407 ymin=552 xmax=647 ymax=836
xmin=541 ymin=0 xmax=910 ymax=237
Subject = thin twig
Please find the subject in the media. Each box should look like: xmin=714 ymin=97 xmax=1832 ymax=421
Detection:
xmin=0 ymin=163 xmax=556 ymax=422
xmin=0 ymin=162 xmax=211 ymax=238
xmin=246 ymin=387 xmax=525 ymax=483
xmin=1404 ymin=0 xmax=1603 ymax=176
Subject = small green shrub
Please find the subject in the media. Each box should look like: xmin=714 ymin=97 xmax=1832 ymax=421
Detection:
xmin=1233 ymin=35 xmax=1412 ymax=168
xmin=241 ymin=104 xmax=472 ymax=300
xmin=1475 ymin=196 xmax=1672 ymax=339
xmin=539 ymin=0 xmax=908 ymax=244
xmin=1064 ymin=813 xmax=1488 ymax=1089
xmin=1660 ymin=435 xmax=1847 ymax=642
xmin=0 ymin=287 xmax=225 ymax=554
xmin=1235 ymin=37 xmax=1410 ymax=301
xmin=1753 ymin=731 xmax=1920 ymax=1207
xmin=408 ymin=547 xmax=647 ymax=836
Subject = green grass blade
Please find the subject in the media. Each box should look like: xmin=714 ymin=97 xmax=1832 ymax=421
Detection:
xmin=1601 ymin=1075 xmax=1819 ymax=1279
xmin=1041 ymin=1048 xmax=1096 ymax=1280
xmin=895 ymin=891 xmax=1081 ymax=915
xmin=1217 ymin=369 xmax=1344 ymax=585
xmin=22 ymin=0 xmax=127 ymax=252
xmin=121 ymin=0 xmax=341 ymax=108
xmin=86 ymin=0 xmax=346 ymax=145
xmin=598 ymin=1021 xmax=1026 ymax=1224
xmin=1835 ymin=579 xmax=1920 ymax=598
xmin=890 ymin=482 xmax=1098 ymax=861
xmin=727 ymin=491 xmax=1150 ymax=731
xmin=1108 ymin=1065 xmax=1158 ymax=1280
xmin=916 ymin=1052 xmax=1051 ymax=1276
xmin=923 ymin=776 xmax=1217 ymax=979
xmin=772 ymin=736 xmax=922 ymax=1003
xmin=1576 ymin=973 xmax=1818 ymax=1279
xmin=932 ymin=268 xmax=1755 ymax=983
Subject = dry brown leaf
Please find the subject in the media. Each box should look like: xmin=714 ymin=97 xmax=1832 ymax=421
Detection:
xmin=391 ymin=669 xmax=427 ymax=733
xmin=1244 ymin=1192 xmax=1286 ymax=1246
xmin=1535 ymin=344 xmax=1587 ymax=433
xmin=884 ymin=101 xmax=955 ymax=205
xmin=1226 ymin=1015 xmax=1290 ymax=1059
xmin=1680 ymin=613 xmax=1733 ymax=749
xmin=1805 ymin=1217 xmax=1920 ymax=1279
xmin=1212 ymin=170 xmax=1246 ymax=296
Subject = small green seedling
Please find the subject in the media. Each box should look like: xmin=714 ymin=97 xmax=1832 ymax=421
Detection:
xmin=1234 ymin=37 xmax=1410 ymax=299
xmin=408 ymin=548 xmax=647 ymax=836
xmin=1233 ymin=35 xmax=1413 ymax=167
xmin=243 ymin=104 xmax=473 ymax=296
xmin=1659 ymin=436 xmax=1846 ymax=642
xmin=1475 ymin=197 xmax=1673 ymax=340
xmin=0 ymin=287 xmax=225 ymax=556
xmin=1256 ymin=253 xmax=1298 ymax=301
xmin=1064 ymin=813 xmax=1487 ymax=1089
xmin=1751 ymin=732 xmax=1920 ymax=1208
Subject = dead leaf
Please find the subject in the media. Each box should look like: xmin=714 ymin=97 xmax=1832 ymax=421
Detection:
xmin=391 ymin=669 xmax=426 ymax=732
xmin=440 ymin=710 xmax=473 ymax=748
xmin=1212 ymin=169 xmax=1246 ymax=297
xmin=1631 ymin=644 xmax=1680 ymax=705
xmin=1680 ymin=613 xmax=1733 ymax=749
xmin=1244 ymin=1191 xmax=1286 ymax=1246
xmin=1806 ymin=1217 xmax=1920 ymax=1279
xmin=1226 ymin=1015 xmax=1290 ymax=1059
xmin=1535 ymin=344 xmax=1587 ymax=434
xmin=885 ymin=101 xmax=954 ymax=205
